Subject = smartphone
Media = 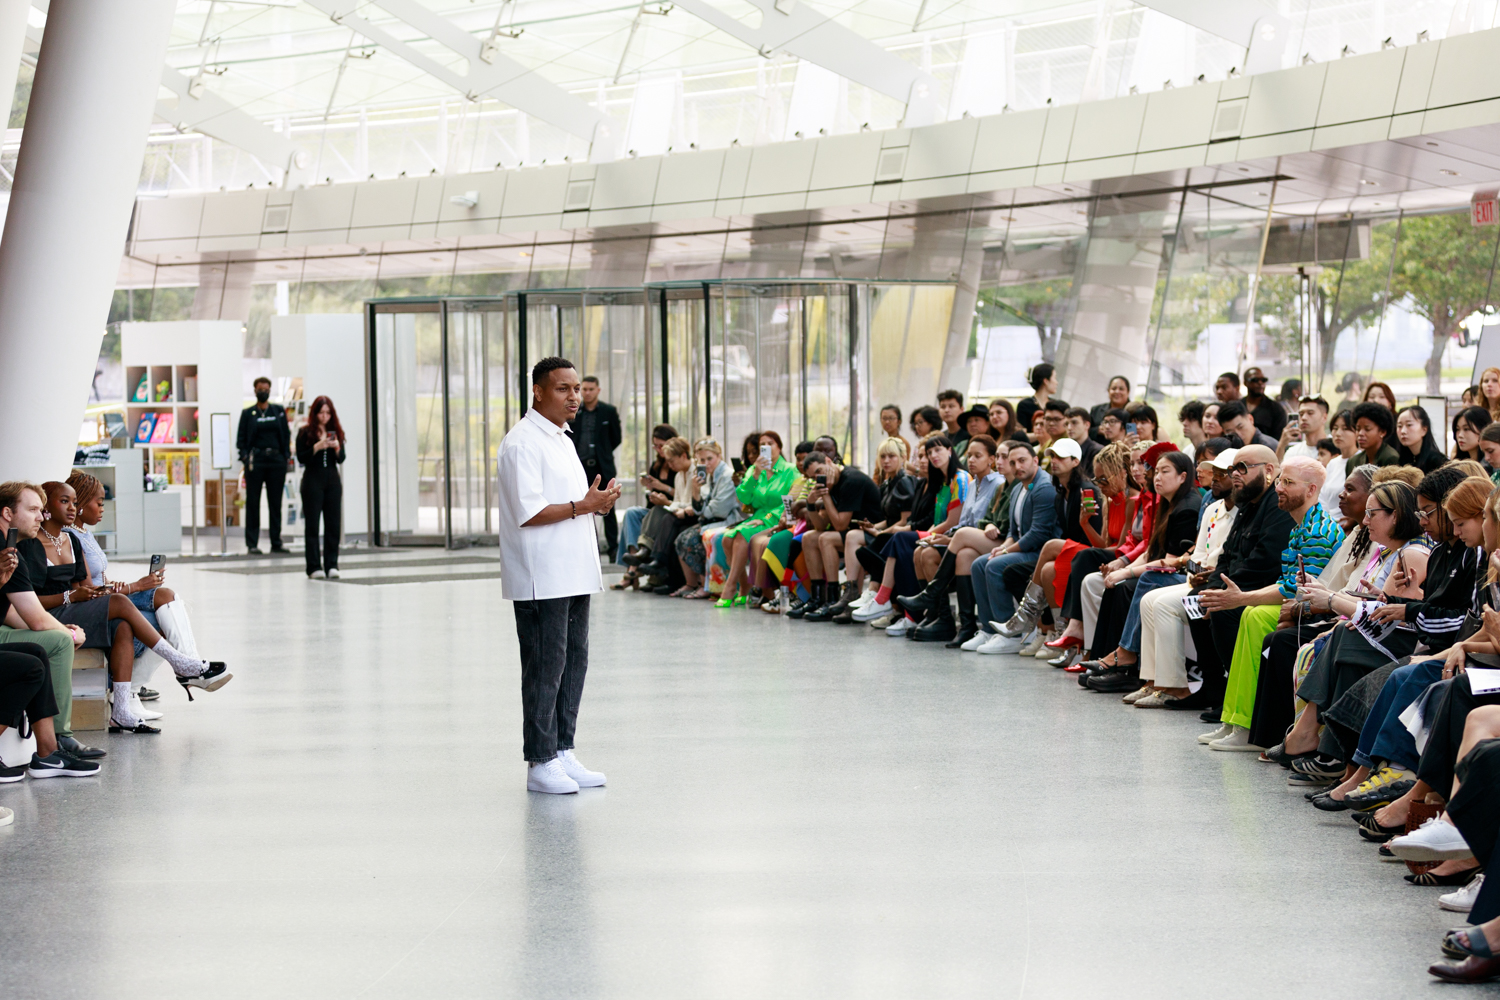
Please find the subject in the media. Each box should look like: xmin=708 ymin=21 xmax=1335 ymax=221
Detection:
xmin=815 ymin=475 xmax=827 ymax=487
xmin=150 ymin=554 xmax=165 ymax=575
xmin=732 ymin=457 xmax=745 ymax=475
xmin=1081 ymin=488 xmax=1096 ymax=510
xmin=1185 ymin=559 xmax=1202 ymax=577
xmin=694 ymin=466 xmax=707 ymax=484
xmin=1396 ymin=551 xmax=1409 ymax=584
xmin=0 ymin=528 xmax=14 ymax=550
xmin=760 ymin=444 xmax=773 ymax=462
xmin=1296 ymin=553 xmax=1304 ymax=583
xmin=1126 ymin=422 xmax=1137 ymax=436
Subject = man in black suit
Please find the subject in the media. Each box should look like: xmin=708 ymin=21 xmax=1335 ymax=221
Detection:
xmin=569 ymin=375 xmax=623 ymax=558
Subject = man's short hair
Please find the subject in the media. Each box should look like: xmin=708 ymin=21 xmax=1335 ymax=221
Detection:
xmin=1102 ymin=407 xmax=1129 ymax=425
xmin=253 ymin=376 xmax=272 ymax=389
xmin=1043 ymin=398 xmax=1071 ymax=415
xmin=1352 ymin=401 xmax=1395 ymax=438
xmin=1299 ymin=395 xmax=1330 ymax=414
xmin=581 ymin=375 xmax=600 ymax=385
xmin=937 ymin=389 xmax=964 ymax=406
xmin=1198 ymin=436 xmax=1233 ymax=461
xmin=0 ymin=480 xmax=45 ymax=514
xmin=1065 ymin=406 xmax=1092 ymax=424
xmin=804 ymin=450 xmax=834 ymax=469
xmin=1178 ymin=400 xmax=1205 ymax=424
xmin=531 ymin=356 xmax=577 ymax=386
xmin=1216 ymin=399 xmax=1250 ymax=424
xmin=1008 ymin=442 xmax=1036 ymax=458
xmin=1315 ymin=437 xmax=1338 ymax=454
xmin=1217 ymin=371 xmax=1241 ymax=388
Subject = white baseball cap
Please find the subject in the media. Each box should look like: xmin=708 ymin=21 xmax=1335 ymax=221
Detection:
xmin=1046 ymin=438 xmax=1082 ymax=461
xmin=1209 ymin=447 xmax=1239 ymax=470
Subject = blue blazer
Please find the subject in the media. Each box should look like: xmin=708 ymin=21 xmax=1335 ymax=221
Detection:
xmin=1011 ymin=470 xmax=1058 ymax=553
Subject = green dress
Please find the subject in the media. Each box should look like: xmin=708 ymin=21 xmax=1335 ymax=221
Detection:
xmin=722 ymin=456 xmax=798 ymax=540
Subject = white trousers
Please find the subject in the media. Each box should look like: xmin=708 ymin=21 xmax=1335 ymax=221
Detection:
xmin=1080 ymin=572 xmax=1106 ymax=648
xmin=1139 ymin=582 xmax=1197 ymax=687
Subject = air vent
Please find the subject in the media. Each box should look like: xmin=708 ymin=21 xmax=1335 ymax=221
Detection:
xmin=565 ymin=180 xmax=594 ymax=211
xmin=262 ymin=204 xmax=290 ymax=233
xmin=1210 ymin=98 xmax=1246 ymax=141
xmin=875 ymin=148 xmax=906 ymax=183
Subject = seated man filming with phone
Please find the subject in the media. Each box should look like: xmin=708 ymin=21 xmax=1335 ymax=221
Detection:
xmin=794 ymin=451 xmax=884 ymax=622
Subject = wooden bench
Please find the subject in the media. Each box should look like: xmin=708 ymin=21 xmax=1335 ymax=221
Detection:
xmin=70 ymin=647 xmax=166 ymax=732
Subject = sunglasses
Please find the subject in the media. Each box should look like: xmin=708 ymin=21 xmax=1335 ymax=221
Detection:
xmin=1230 ymin=460 xmax=1270 ymax=475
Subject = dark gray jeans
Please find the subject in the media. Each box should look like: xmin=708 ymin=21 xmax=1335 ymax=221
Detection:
xmin=514 ymin=594 xmax=590 ymax=762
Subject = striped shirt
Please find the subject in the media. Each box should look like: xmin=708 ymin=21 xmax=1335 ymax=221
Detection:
xmin=1278 ymin=501 xmax=1345 ymax=599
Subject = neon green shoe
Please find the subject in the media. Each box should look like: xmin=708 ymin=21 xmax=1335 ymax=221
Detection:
xmin=733 ymin=595 xmax=749 ymax=606
xmin=713 ymin=597 xmax=735 ymax=608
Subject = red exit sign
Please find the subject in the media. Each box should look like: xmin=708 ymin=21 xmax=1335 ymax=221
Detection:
xmin=1474 ymin=193 xmax=1498 ymax=226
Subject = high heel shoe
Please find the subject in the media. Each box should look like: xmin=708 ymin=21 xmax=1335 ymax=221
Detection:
xmin=609 ymin=570 xmax=639 ymax=591
xmin=1045 ymin=634 xmax=1082 ymax=650
xmin=109 ymin=717 xmax=161 ymax=734
xmin=177 ymin=662 xmax=231 ymax=702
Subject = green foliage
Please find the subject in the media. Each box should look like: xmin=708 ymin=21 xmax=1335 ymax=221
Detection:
xmin=1390 ymin=212 xmax=1500 ymax=390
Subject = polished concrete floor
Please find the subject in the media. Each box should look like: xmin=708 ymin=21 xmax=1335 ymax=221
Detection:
xmin=0 ymin=552 xmax=1486 ymax=998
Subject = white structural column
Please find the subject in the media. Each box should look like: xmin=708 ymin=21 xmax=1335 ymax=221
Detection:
xmin=0 ymin=0 xmax=177 ymax=480
xmin=1055 ymin=197 xmax=1168 ymax=406
xmin=938 ymin=239 xmax=985 ymax=396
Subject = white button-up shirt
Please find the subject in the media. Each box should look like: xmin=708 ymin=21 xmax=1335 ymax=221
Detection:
xmin=496 ymin=407 xmax=604 ymax=601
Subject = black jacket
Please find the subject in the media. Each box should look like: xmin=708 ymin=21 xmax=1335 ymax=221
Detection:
xmin=568 ymin=401 xmax=622 ymax=478
xmin=1147 ymin=489 xmax=1203 ymax=561
xmin=1054 ymin=473 xmax=1102 ymax=546
xmin=878 ymin=471 xmax=918 ymax=526
xmin=296 ymin=427 xmax=347 ymax=475
xmin=237 ymin=403 xmax=291 ymax=468
xmin=1397 ymin=442 xmax=1446 ymax=474
xmin=1389 ymin=541 xmax=1482 ymax=652
xmin=1204 ymin=486 xmax=1294 ymax=592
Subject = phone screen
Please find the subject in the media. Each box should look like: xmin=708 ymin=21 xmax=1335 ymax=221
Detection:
xmin=1 ymin=528 xmax=14 ymax=550
xmin=150 ymin=554 xmax=165 ymax=574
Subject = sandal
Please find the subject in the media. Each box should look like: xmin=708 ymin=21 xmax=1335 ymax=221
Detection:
xmin=610 ymin=570 xmax=639 ymax=591
xmin=682 ymin=587 xmax=712 ymax=600
xmin=1447 ymin=927 xmax=1497 ymax=959
xmin=1407 ymin=867 xmax=1482 ymax=887
xmin=713 ymin=596 xmax=737 ymax=608
xmin=668 ymin=585 xmax=693 ymax=597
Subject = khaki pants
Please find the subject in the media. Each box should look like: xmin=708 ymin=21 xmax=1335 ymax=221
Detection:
xmin=0 ymin=625 xmax=75 ymax=737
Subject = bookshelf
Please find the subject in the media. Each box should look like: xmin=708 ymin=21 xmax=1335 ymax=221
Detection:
xmin=120 ymin=321 xmax=243 ymax=529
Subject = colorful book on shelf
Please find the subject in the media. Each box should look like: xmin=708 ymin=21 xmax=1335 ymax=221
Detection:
xmin=133 ymin=374 xmax=150 ymax=402
xmin=149 ymin=412 xmax=175 ymax=443
xmin=134 ymin=412 xmax=157 ymax=444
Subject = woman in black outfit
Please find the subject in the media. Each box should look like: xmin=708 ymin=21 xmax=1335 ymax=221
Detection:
xmin=1395 ymin=405 xmax=1445 ymax=473
xmin=297 ymin=395 xmax=347 ymax=579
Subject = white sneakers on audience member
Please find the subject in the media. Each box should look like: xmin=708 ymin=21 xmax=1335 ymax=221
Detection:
xmin=527 ymin=758 xmax=579 ymax=794
xmin=960 ymin=630 xmax=993 ymax=651
xmin=849 ymin=590 xmax=873 ymax=610
xmin=555 ymin=749 xmax=606 ymax=787
xmin=1442 ymin=874 xmax=1485 ymax=912
xmin=327 ymin=568 xmax=340 ymax=579
xmin=852 ymin=599 xmax=891 ymax=623
xmin=1198 ymin=723 xmax=1233 ymax=744
xmin=309 ymin=570 xmax=325 ymax=579
xmin=1389 ymin=817 xmax=1473 ymax=861
xmin=1208 ymin=726 xmax=1264 ymax=752
xmin=885 ymin=616 xmax=912 ymax=636
xmin=0 ymin=805 xmax=11 ymax=827
xmin=1019 ymin=631 xmax=1049 ymax=657
xmin=977 ymin=629 xmax=1032 ymax=655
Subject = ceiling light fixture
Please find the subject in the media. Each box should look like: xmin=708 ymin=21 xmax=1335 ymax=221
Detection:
xmin=1441 ymin=168 xmax=1459 ymax=176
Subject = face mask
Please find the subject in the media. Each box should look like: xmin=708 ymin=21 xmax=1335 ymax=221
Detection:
xmin=255 ymin=390 xmax=270 ymax=403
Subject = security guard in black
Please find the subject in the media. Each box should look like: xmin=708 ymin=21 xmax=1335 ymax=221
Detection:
xmin=237 ymin=379 xmax=292 ymax=553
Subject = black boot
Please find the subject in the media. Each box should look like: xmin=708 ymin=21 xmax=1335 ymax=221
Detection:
xmin=912 ymin=595 xmax=957 ymax=642
xmin=787 ymin=580 xmax=829 ymax=619
xmin=896 ymin=549 xmax=958 ymax=615
xmin=945 ymin=577 xmax=978 ymax=648
xmin=906 ymin=603 xmax=938 ymax=639
xmin=806 ymin=581 xmax=855 ymax=622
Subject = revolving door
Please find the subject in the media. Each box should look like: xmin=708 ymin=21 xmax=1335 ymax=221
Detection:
xmin=366 ymin=290 xmax=648 ymax=548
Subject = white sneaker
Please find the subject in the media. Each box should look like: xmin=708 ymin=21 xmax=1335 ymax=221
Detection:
xmin=1198 ymin=723 xmax=1233 ymax=745
xmin=309 ymin=569 xmax=325 ymax=579
xmin=1209 ymin=726 xmax=1265 ymax=752
xmin=853 ymin=599 xmax=892 ymax=623
xmin=1020 ymin=631 xmax=1049 ymax=657
xmin=555 ymin=749 xmax=605 ymax=787
xmin=960 ymin=629 xmax=994 ymax=651
xmin=1441 ymin=873 xmax=1485 ymax=912
xmin=977 ymin=630 xmax=1030 ymax=655
xmin=526 ymin=758 xmax=579 ymax=794
xmin=885 ymin=616 xmax=912 ymax=636
xmin=849 ymin=591 xmax=873 ymax=610
xmin=0 ymin=805 xmax=11 ymax=827
xmin=1389 ymin=817 xmax=1473 ymax=861
xmin=327 ymin=568 xmax=340 ymax=579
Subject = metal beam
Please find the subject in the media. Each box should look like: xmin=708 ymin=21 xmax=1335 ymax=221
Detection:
xmin=157 ymin=66 xmax=305 ymax=183
xmin=303 ymin=0 xmax=612 ymax=153
xmin=672 ymin=0 xmax=943 ymax=126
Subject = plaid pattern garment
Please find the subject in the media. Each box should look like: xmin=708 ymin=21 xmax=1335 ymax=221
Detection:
xmin=1278 ymin=501 xmax=1345 ymax=599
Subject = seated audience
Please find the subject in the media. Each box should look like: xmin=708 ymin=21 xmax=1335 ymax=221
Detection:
xmin=1454 ymin=405 xmax=1492 ymax=464
xmin=988 ymin=398 xmax=1029 ymax=443
xmin=1352 ymin=401 xmax=1399 ymax=467
xmin=796 ymin=451 xmax=885 ymax=622
xmin=1066 ymin=407 xmax=1102 ymax=478
xmin=615 ymin=423 xmax=680 ymax=578
xmin=833 ymin=438 xmax=917 ymax=623
xmin=671 ymin=439 xmax=739 ymax=599
xmin=716 ymin=432 xmax=798 ymax=607
xmin=1179 ymin=400 xmax=1207 ymax=458
xmin=1364 ymin=380 xmax=1398 ymax=410
xmin=1089 ymin=376 xmax=1133 ymax=441
xmin=1016 ymin=363 xmax=1057 ymax=436
xmin=1279 ymin=394 xmax=1329 ymax=463
xmin=1395 ymin=404 xmax=1446 ymax=472
xmin=1218 ymin=399 xmax=1279 ymax=451
xmin=876 ymin=434 xmax=971 ymax=637
xmin=1242 ymin=366 xmax=1288 ymax=441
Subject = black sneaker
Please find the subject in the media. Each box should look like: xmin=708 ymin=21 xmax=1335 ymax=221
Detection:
xmin=1290 ymin=754 xmax=1346 ymax=780
xmin=137 ymin=687 xmax=160 ymax=702
xmin=270 ymin=545 xmax=289 ymax=554
xmin=28 ymin=751 xmax=100 ymax=779
xmin=0 ymin=758 xmax=25 ymax=783
xmin=246 ymin=546 xmax=263 ymax=555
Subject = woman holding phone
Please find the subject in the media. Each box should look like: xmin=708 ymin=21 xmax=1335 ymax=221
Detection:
xmin=297 ymin=395 xmax=346 ymax=579
xmin=715 ymin=431 xmax=798 ymax=607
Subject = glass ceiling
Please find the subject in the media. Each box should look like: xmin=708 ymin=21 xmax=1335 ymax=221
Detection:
xmin=6 ymin=0 xmax=1496 ymax=196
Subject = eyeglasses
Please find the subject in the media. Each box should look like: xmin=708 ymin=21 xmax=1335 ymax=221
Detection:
xmin=1416 ymin=505 xmax=1437 ymax=520
xmin=1230 ymin=460 xmax=1270 ymax=475
xmin=1365 ymin=506 xmax=1392 ymax=516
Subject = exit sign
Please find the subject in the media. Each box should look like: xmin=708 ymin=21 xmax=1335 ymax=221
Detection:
xmin=1474 ymin=194 xmax=1498 ymax=226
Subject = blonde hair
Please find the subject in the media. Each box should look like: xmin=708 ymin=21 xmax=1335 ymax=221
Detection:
xmin=1372 ymin=465 xmax=1422 ymax=488
xmin=875 ymin=437 xmax=908 ymax=484
xmin=661 ymin=436 xmax=692 ymax=460
xmin=692 ymin=437 xmax=722 ymax=457
xmin=0 ymin=480 xmax=46 ymax=514
xmin=1447 ymin=459 xmax=1490 ymax=481
xmin=1092 ymin=441 xmax=1132 ymax=485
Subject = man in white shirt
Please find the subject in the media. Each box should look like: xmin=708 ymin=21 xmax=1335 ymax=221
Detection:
xmin=1278 ymin=394 xmax=1328 ymax=463
xmin=497 ymin=357 xmax=622 ymax=794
